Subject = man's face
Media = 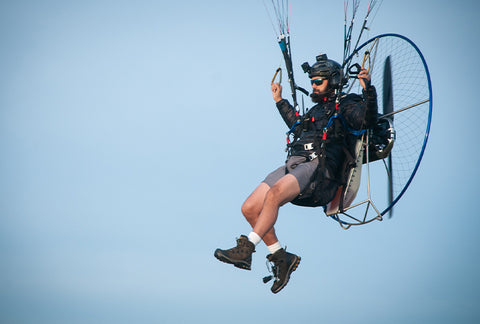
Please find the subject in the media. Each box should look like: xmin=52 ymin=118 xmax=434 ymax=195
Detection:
xmin=310 ymin=76 xmax=330 ymax=102
xmin=311 ymin=76 xmax=329 ymax=94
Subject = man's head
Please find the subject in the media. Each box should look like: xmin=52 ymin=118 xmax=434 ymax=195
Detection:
xmin=302 ymin=54 xmax=343 ymax=101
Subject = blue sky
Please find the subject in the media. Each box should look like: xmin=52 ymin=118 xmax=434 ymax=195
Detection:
xmin=1 ymin=0 xmax=479 ymax=323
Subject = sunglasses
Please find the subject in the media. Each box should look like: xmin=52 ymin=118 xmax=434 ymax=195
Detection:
xmin=311 ymin=78 xmax=327 ymax=86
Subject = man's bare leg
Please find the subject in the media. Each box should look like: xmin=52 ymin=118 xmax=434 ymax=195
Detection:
xmin=241 ymin=182 xmax=279 ymax=246
xmin=252 ymin=174 xmax=300 ymax=238
xmin=246 ymin=174 xmax=301 ymax=294
xmin=214 ymin=174 xmax=301 ymax=292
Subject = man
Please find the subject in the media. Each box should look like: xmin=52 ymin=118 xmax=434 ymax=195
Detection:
xmin=214 ymin=54 xmax=378 ymax=294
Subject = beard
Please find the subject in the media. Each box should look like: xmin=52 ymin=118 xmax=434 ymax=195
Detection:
xmin=310 ymin=87 xmax=335 ymax=103
xmin=310 ymin=90 xmax=331 ymax=103
xmin=310 ymin=92 xmax=323 ymax=103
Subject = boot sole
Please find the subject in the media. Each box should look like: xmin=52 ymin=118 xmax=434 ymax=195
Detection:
xmin=214 ymin=249 xmax=251 ymax=270
xmin=271 ymin=255 xmax=301 ymax=294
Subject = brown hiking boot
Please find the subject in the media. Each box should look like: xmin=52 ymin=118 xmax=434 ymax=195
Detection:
xmin=263 ymin=248 xmax=301 ymax=293
xmin=214 ymin=235 xmax=255 ymax=270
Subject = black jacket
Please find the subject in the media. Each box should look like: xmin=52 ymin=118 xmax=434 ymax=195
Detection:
xmin=276 ymin=86 xmax=378 ymax=206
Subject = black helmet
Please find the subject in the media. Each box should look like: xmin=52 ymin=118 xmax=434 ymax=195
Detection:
xmin=302 ymin=54 xmax=343 ymax=89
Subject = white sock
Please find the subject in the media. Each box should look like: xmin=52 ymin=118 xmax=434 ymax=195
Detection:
xmin=267 ymin=241 xmax=282 ymax=254
xmin=248 ymin=232 xmax=262 ymax=246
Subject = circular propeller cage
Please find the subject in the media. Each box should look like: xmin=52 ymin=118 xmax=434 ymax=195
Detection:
xmin=328 ymin=33 xmax=432 ymax=229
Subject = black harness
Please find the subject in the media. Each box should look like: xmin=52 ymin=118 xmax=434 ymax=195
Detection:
xmin=287 ymin=95 xmax=365 ymax=208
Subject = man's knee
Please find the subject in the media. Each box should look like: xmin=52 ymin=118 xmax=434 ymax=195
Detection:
xmin=241 ymin=200 xmax=253 ymax=218
xmin=242 ymin=183 xmax=270 ymax=220
xmin=241 ymin=196 xmax=262 ymax=222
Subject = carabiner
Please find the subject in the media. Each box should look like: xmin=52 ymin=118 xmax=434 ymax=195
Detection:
xmin=271 ymin=67 xmax=282 ymax=84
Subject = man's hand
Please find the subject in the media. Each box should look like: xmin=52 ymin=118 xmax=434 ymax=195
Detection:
xmin=271 ymin=82 xmax=283 ymax=103
xmin=358 ymin=68 xmax=371 ymax=90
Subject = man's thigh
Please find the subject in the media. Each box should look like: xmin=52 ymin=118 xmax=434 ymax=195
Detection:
xmin=268 ymin=174 xmax=301 ymax=206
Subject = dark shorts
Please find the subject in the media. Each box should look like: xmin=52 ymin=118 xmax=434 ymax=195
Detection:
xmin=263 ymin=156 xmax=319 ymax=193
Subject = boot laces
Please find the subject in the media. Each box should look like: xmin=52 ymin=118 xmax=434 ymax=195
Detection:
xmin=262 ymin=260 xmax=275 ymax=284
xmin=262 ymin=246 xmax=291 ymax=284
xmin=262 ymin=256 xmax=284 ymax=284
xmin=236 ymin=237 xmax=246 ymax=246
xmin=232 ymin=236 xmax=255 ymax=255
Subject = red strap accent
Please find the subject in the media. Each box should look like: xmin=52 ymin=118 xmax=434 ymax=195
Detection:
xmin=335 ymin=103 xmax=339 ymax=110
xmin=295 ymin=111 xmax=299 ymax=117
xmin=311 ymin=116 xmax=315 ymax=122
xmin=322 ymin=132 xmax=327 ymax=140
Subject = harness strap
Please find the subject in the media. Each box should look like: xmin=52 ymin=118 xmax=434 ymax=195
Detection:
xmin=323 ymin=113 xmax=367 ymax=136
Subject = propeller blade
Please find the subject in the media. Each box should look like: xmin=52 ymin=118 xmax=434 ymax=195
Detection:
xmin=383 ymin=56 xmax=394 ymax=218
xmin=383 ymin=56 xmax=393 ymax=115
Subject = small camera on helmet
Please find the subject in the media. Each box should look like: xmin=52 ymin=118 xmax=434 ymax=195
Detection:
xmin=316 ymin=54 xmax=328 ymax=62
xmin=301 ymin=62 xmax=311 ymax=74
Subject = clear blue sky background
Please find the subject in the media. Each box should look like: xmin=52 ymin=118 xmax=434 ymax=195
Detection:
xmin=1 ymin=1 xmax=479 ymax=323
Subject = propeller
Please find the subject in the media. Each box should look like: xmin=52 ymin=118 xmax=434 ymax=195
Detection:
xmin=382 ymin=56 xmax=394 ymax=218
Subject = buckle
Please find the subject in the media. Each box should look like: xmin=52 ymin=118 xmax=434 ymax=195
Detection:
xmin=308 ymin=152 xmax=318 ymax=161
xmin=304 ymin=143 xmax=314 ymax=150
